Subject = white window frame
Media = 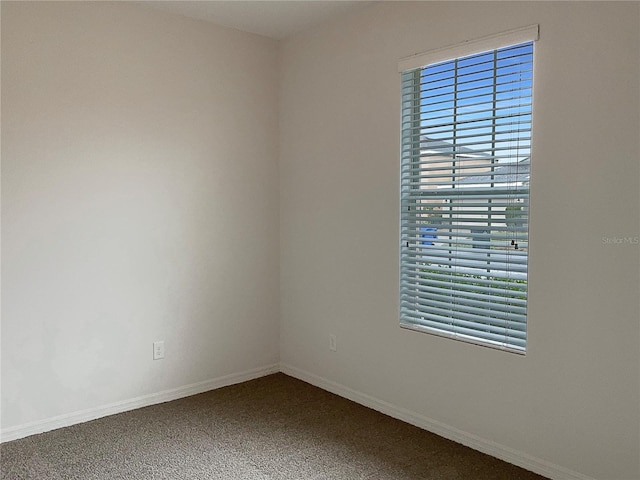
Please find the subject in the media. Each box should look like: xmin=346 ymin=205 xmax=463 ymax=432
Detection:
xmin=398 ymin=26 xmax=539 ymax=354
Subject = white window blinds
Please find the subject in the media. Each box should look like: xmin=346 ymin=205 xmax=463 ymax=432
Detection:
xmin=399 ymin=28 xmax=537 ymax=353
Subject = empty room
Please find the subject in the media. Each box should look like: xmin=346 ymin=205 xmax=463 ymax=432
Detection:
xmin=1 ymin=1 xmax=639 ymax=479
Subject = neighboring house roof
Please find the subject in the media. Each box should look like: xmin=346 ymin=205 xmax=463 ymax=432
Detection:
xmin=457 ymin=157 xmax=530 ymax=185
xmin=419 ymin=136 xmax=529 ymax=185
xmin=420 ymin=136 xmax=487 ymax=157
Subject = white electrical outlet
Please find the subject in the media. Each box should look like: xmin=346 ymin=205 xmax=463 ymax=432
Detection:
xmin=329 ymin=334 xmax=337 ymax=352
xmin=153 ymin=341 xmax=165 ymax=360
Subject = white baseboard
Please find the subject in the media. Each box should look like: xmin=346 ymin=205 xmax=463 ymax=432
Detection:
xmin=0 ymin=363 xmax=279 ymax=443
xmin=0 ymin=361 xmax=597 ymax=480
xmin=279 ymin=363 xmax=595 ymax=480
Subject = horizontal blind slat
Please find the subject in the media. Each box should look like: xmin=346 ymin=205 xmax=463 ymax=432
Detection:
xmin=400 ymin=313 xmax=527 ymax=344
xmin=401 ymin=289 xmax=527 ymax=317
xmin=401 ymin=282 xmax=527 ymax=309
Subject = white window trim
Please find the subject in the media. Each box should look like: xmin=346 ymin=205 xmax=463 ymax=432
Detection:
xmin=398 ymin=24 xmax=539 ymax=73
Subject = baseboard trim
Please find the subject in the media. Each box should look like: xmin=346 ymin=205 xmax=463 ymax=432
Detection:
xmin=279 ymin=363 xmax=595 ymax=480
xmin=1 ymin=363 xmax=279 ymax=443
xmin=0 ymin=361 xmax=597 ymax=480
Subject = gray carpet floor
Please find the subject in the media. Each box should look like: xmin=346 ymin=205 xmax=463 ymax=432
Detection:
xmin=1 ymin=373 xmax=548 ymax=479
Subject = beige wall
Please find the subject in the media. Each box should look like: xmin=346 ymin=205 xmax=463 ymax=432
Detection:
xmin=1 ymin=1 xmax=280 ymax=428
xmin=279 ymin=2 xmax=639 ymax=479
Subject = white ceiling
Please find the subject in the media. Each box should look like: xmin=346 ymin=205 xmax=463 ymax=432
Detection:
xmin=139 ymin=1 xmax=373 ymax=40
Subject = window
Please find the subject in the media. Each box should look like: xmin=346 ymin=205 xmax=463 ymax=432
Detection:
xmin=399 ymin=26 xmax=538 ymax=353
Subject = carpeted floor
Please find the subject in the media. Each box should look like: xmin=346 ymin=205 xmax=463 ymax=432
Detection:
xmin=1 ymin=373 xmax=549 ymax=479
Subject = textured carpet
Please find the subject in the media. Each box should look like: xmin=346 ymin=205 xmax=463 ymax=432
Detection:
xmin=1 ymin=373 xmax=548 ymax=479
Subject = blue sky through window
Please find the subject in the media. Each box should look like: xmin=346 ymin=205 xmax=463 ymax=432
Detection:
xmin=419 ymin=42 xmax=533 ymax=162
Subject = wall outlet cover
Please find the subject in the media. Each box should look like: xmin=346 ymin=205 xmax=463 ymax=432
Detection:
xmin=153 ymin=341 xmax=165 ymax=360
